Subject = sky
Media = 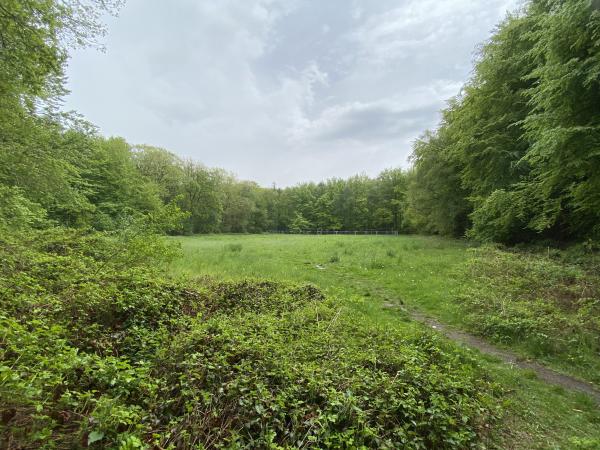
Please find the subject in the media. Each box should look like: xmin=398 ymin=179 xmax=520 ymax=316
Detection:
xmin=64 ymin=0 xmax=522 ymax=187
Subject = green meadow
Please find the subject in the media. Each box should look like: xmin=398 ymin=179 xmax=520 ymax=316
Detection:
xmin=170 ymin=233 xmax=600 ymax=449
xmin=4 ymin=0 xmax=600 ymax=448
xmin=170 ymin=234 xmax=467 ymax=325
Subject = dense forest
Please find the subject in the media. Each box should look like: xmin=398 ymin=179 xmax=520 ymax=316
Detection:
xmin=2 ymin=0 xmax=600 ymax=448
xmin=408 ymin=0 xmax=600 ymax=243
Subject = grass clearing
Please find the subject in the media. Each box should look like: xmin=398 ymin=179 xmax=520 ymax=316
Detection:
xmin=170 ymin=234 xmax=600 ymax=448
xmin=1 ymin=231 xmax=501 ymax=449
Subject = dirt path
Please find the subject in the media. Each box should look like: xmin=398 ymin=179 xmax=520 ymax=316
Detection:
xmin=410 ymin=310 xmax=600 ymax=403
xmin=327 ymin=267 xmax=600 ymax=404
xmin=391 ymin=304 xmax=600 ymax=404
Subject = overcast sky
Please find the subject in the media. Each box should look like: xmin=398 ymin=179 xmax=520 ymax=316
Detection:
xmin=64 ymin=0 xmax=521 ymax=187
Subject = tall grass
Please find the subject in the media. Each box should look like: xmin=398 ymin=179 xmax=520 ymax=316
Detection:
xmin=168 ymin=234 xmax=600 ymax=448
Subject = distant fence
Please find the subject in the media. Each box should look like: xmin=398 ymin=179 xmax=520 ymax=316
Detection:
xmin=269 ymin=230 xmax=399 ymax=236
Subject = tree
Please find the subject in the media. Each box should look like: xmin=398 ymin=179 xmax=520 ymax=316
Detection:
xmin=179 ymin=162 xmax=224 ymax=234
xmin=0 ymin=0 xmax=125 ymax=229
xmin=0 ymin=0 xmax=122 ymax=108
xmin=407 ymin=0 xmax=600 ymax=243
xmin=522 ymin=0 xmax=600 ymax=240
xmin=371 ymin=169 xmax=407 ymax=231
xmin=289 ymin=212 xmax=312 ymax=233
xmin=406 ymin=130 xmax=471 ymax=237
xmin=84 ymin=137 xmax=163 ymax=230
xmin=131 ymin=145 xmax=184 ymax=204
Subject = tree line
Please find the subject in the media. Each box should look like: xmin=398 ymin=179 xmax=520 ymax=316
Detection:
xmin=0 ymin=107 xmax=410 ymax=234
xmin=405 ymin=0 xmax=600 ymax=243
xmin=1 ymin=0 xmax=599 ymax=245
xmin=0 ymin=2 xmax=408 ymax=235
xmin=132 ymin=145 xmax=409 ymax=233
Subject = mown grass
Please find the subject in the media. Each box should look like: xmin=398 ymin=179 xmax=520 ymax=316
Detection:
xmin=170 ymin=234 xmax=600 ymax=449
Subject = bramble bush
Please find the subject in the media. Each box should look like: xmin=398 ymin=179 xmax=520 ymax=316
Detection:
xmin=1 ymin=228 xmax=503 ymax=449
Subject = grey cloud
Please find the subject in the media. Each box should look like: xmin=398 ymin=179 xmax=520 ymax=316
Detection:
xmin=297 ymin=101 xmax=438 ymax=143
xmin=64 ymin=0 xmax=519 ymax=186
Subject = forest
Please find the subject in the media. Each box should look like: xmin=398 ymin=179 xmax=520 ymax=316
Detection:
xmin=0 ymin=1 xmax=600 ymax=243
xmin=1 ymin=0 xmax=600 ymax=449
xmin=2 ymin=1 xmax=599 ymax=242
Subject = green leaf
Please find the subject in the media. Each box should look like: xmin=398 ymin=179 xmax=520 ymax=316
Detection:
xmin=88 ymin=431 xmax=105 ymax=445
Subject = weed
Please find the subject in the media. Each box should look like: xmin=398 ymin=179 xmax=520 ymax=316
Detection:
xmin=168 ymin=234 xmax=600 ymax=448
xmin=367 ymin=259 xmax=386 ymax=269
xmin=456 ymin=246 xmax=600 ymax=383
xmin=225 ymin=243 xmax=243 ymax=253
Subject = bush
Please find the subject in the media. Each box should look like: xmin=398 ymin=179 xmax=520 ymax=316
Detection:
xmin=0 ymin=229 xmax=503 ymax=448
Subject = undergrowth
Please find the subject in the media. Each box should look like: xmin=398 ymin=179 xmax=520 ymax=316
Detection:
xmin=1 ymin=229 xmax=503 ymax=449
xmin=457 ymin=246 xmax=600 ymax=384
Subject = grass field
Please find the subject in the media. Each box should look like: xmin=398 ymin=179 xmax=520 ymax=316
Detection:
xmin=170 ymin=234 xmax=600 ymax=449
xmin=170 ymin=234 xmax=468 ymax=321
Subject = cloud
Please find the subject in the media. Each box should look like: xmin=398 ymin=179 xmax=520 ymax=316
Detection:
xmin=291 ymin=79 xmax=463 ymax=144
xmin=64 ymin=0 xmax=520 ymax=186
xmin=292 ymin=100 xmax=428 ymax=143
xmin=351 ymin=0 xmax=521 ymax=65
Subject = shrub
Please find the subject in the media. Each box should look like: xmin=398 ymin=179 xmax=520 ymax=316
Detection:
xmin=456 ymin=246 xmax=600 ymax=382
xmin=0 ymin=229 xmax=503 ymax=448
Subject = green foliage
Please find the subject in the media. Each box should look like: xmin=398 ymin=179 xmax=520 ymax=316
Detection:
xmin=85 ymin=137 xmax=164 ymax=230
xmin=132 ymin=145 xmax=184 ymax=204
xmin=172 ymin=234 xmax=600 ymax=447
xmin=405 ymin=130 xmax=471 ymax=237
xmin=155 ymin=306 xmax=499 ymax=449
xmin=0 ymin=230 xmax=502 ymax=449
xmin=0 ymin=185 xmax=48 ymax=231
xmin=522 ymin=0 xmax=600 ymax=240
xmin=457 ymin=246 xmax=600 ymax=382
xmin=3 ymin=0 xmax=600 ymax=447
xmin=407 ymin=0 xmax=600 ymax=244
xmin=289 ymin=211 xmax=312 ymax=233
xmin=178 ymin=162 xmax=225 ymax=234
xmin=467 ymin=189 xmax=531 ymax=243
xmin=0 ymin=0 xmax=121 ymax=106
xmin=0 ymin=0 xmax=410 ymax=239
xmin=0 ymin=0 xmax=410 ymax=238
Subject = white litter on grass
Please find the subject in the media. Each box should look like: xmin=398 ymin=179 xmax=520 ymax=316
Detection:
xmin=315 ymin=264 xmax=326 ymax=270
